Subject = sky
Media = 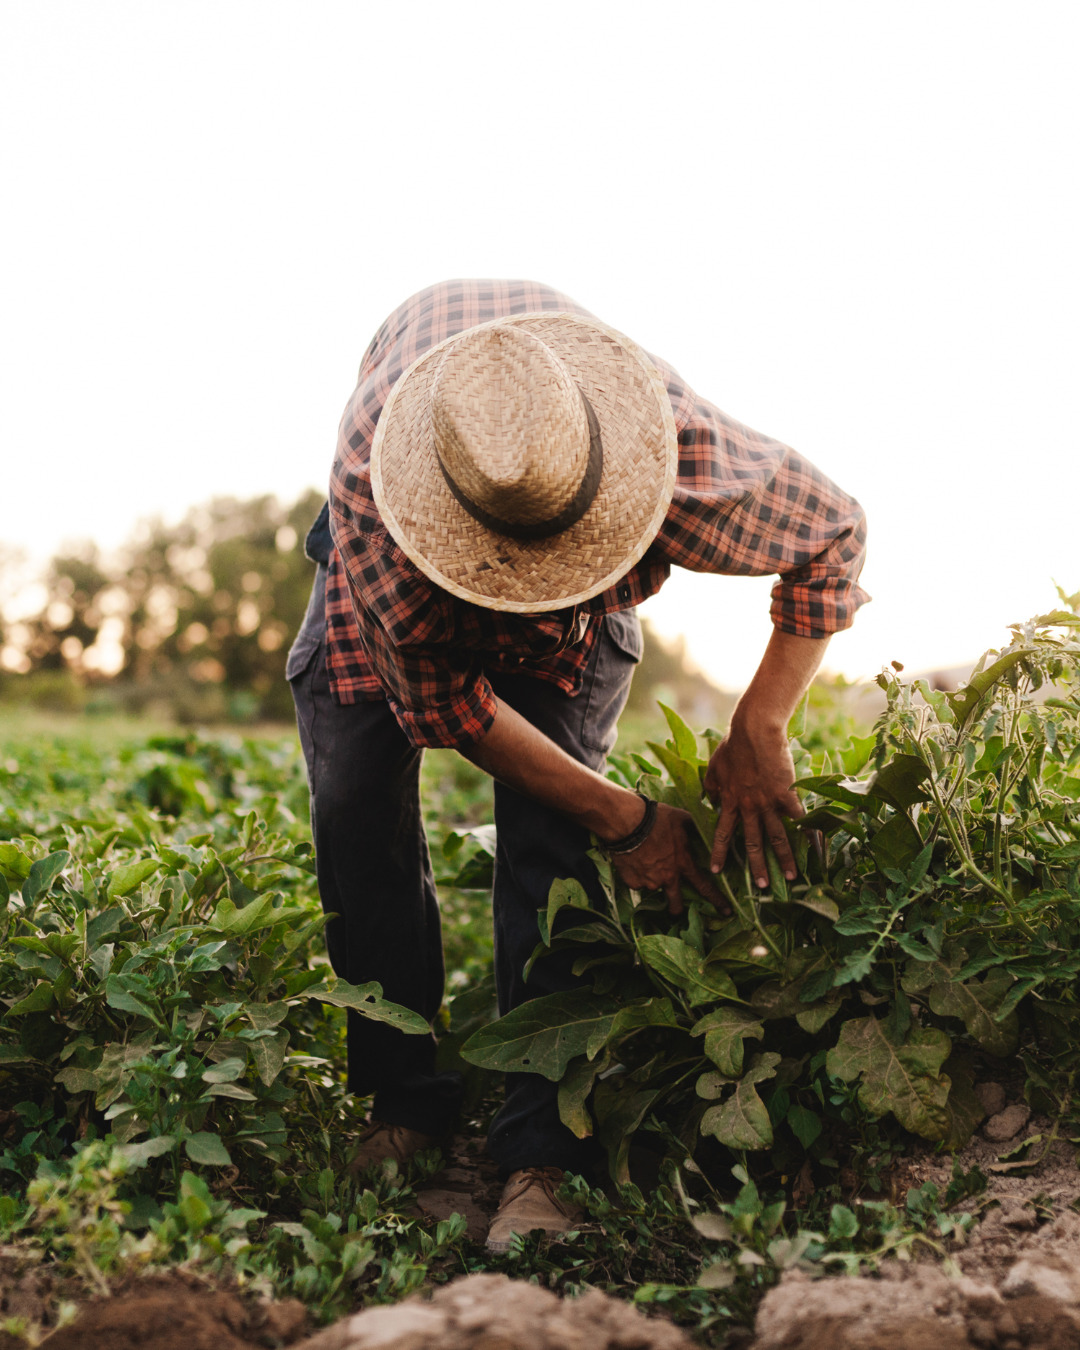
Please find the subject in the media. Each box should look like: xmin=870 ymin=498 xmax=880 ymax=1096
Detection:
xmin=2 ymin=1 xmax=1078 ymax=689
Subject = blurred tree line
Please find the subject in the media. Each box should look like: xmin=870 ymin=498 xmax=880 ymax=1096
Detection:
xmin=0 ymin=491 xmax=732 ymax=725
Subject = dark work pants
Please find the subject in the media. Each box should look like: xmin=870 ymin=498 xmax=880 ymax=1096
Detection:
xmin=287 ymin=564 xmax=641 ymax=1173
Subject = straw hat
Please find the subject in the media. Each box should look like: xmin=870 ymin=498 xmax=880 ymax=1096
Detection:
xmin=370 ymin=312 xmax=678 ymax=613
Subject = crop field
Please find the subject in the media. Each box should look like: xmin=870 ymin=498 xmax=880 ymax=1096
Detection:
xmin=3 ymin=604 xmax=1080 ymax=1349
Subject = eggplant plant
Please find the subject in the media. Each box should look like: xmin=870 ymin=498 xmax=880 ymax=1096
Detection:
xmin=463 ymin=605 xmax=1080 ymax=1179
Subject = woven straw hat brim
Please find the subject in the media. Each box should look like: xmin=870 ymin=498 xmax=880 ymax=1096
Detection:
xmin=370 ymin=312 xmax=678 ymax=613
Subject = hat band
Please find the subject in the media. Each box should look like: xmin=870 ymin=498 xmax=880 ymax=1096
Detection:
xmin=437 ymin=390 xmax=604 ymax=541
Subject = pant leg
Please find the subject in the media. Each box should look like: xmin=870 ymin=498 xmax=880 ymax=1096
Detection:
xmin=485 ymin=610 xmax=642 ymax=1174
xmin=289 ymin=588 xmax=461 ymax=1135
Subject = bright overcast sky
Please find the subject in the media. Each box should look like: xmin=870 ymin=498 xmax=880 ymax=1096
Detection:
xmin=2 ymin=1 xmax=1077 ymax=689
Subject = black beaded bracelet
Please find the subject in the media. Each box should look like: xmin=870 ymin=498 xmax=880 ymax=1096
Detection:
xmin=603 ymin=792 xmax=659 ymax=855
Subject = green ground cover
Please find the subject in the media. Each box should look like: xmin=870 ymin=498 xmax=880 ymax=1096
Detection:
xmin=2 ymin=605 xmax=1080 ymax=1345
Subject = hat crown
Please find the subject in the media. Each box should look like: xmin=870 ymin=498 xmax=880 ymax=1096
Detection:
xmin=430 ymin=325 xmax=591 ymax=528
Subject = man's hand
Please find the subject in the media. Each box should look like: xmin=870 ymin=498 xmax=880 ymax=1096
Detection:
xmin=703 ymin=627 xmax=831 ymax=889
xmin=609 ymin=802 xmax=727 ymax=916
xmin=705 ymin=721 xmax=803 ymax=888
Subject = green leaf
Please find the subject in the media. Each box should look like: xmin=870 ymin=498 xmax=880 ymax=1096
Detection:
xmin=557 ymin=1052 xmax=607 ymax=1138
xmin=826 ymin=1017 xmax=951 ymax=1140
xmin=699 ymin=1053 xmax=781 ymax=1150
xmin=249 ymin=1028 xmax=290 ymax=1086
xmin=9 ymin=981 xmax=55 ymax=1014
xmin=24 ymin=851 xmax=71 ymax=903
xmin=691 ymin=1007 xmax=764 ymax=1077
xmin=246 ymin=1002 xmax=289 ymax=1031
xmin=947 ymin=649 xmax=1031 ymax=725
xmin=540 ymin=877 xmax=596 ymax=946
xmin=902 ymin=961 xmax=1019 ymax=1057
xmin=793 ymin=887 xmax=839 ymax=922
xmin=787 ymin=1102 xmax=822 ymax=1148
xmin=594 ymin=997 xmax=679 ymax=1057
xmin=940 ymin=1056 xmax=985 ymax=1151
xmin=870 ymin=813 xmax=924 ymax=873
xmin=0 ymin=842 xmax=33 ymax=882
xmin=184 ymin=1131 xmax=233 ymax=1166
xmin=104 ymin=974 xmax=163 ymax=1026
xmin=659 ymin=702 xmax=700 ymax=762
xmin=117 ymin=1136 xmax=177 ymax=1168
xmin=461 ymin=990 xmax=620 ymax=1081
xmin=593 ymin=1076 xmax=662 ymax=1184
xmin=305 ymin=977 xmax=431 ymax=1033
xmin=867 ymin=756 xmax=932 ymax=811
xmin=645 ymin=741 xmax=715 ymax=845
xmin=201 ymin=1057 xmax=245 ymax=1084
xmin=107 ymin=858 xmax=161 ymax=900
xmin=55 ymin=1065 xmax=99 ymax=1093
xmin=636 ymin=934 xmax=737 ymax=1006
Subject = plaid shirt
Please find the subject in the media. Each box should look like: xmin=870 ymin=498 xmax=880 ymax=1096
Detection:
xmin=327 ymin=280 xmax=868 ymax=750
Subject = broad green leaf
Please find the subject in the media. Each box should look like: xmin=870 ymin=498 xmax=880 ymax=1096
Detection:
xmin=787 ymin=1102 xmax=822 ymax=1148
xmin=540 ymin=877 xmax=596 ymax=945
xmin=24 ymin=851 xmax=71 ymax=903
xmin=104 ymin=974 xmax=163 ymax=1026
xmin=947 ymin=649 xmax=1031 ymax=725
xmin=795 ymin=996 xmax=843 ymax=1034
xmin=246 ymin=1002 xmax=289 ymax=1031
xmin=867 ymin=756 xmax=932 ymax=811
xmin=557 ymin=1052 xmax=609 ymax=1138
xmin=117 ymin=1135 xmax=177 ymax=1168
xmin=793 ymin=888 xmax=840 ymax=922
xmin=659 ymin=702 xmax=700 ymax=762
xmin=870 ymin=813 xmax=924 ymax=873
xmin=54 ymin=1065 xmax=99 ymax=1092
xmin=593 ymin=1076 xmax=661 ymax=1184
xmin=201 ymin=1057 xmax=245 ymax=1083
xmin=902 ymin=961 xmax=1019 ymax=1057
xmin=10 ymin=982 xmax=55 ymax=1014
xmin=250 ymin=1028 xmax=290 ymax=1086
xmin=645 ymin=741 xmax=715 ymax=845
xmin=636 ymin=934 xmax=737 ymax=1006
xmin=940 ymin=1056 xmax=985 ymax=1151
xmin=691 ymin=1007 xmax=764 ymax=1077
xmin=0 ymin=842 xmax=33 ymax=882
xmin=184 ymin=1131 xmax=232 ymax=1166
xmin=826 ymin=1017 xmax=951 ymax=1140
xmin=107 ymin=858 xmax=161 ymax=900
xmin=750 ymin=952 xmax=831 ymax=1019
xmin=461 ymin=990 xmax=620 ymax=1080
xmin=699 ymin=1053 xmax=781 ymax=1150
xmin=305 ymin=977 xmax=431 ymax=1033
xmin=591 ymin=997 xmax=679 ymax=1058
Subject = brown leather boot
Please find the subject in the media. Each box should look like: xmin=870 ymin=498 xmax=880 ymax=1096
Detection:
xmin=484 ymin=1166 xmax=583 ymax=1252
xmin=346 ymin=1120 xmax=439 ymax=1174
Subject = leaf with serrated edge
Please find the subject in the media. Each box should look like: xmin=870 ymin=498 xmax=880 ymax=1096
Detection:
xmin=826 ymin=1017 xmax=951 ymax=1140
xmin=699 ymin=1053 xmax=780 ymax=1150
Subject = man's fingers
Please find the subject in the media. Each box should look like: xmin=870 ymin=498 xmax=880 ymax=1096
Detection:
xmin=710 ymin=803 xmax=738 ymax=873
xmin=741 ymin=812 xmax=769 ymax=888
xmin=664 ymin=879 xmax=684 ymax=917
xmin=764 ymin=811 xmax=798 ymax=881
xmin=684 ymin=859 xmax=729 ymax=913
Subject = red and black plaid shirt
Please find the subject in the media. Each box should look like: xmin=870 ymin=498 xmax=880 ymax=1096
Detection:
xmin=327 ymin=280 xmax=868 ymax=750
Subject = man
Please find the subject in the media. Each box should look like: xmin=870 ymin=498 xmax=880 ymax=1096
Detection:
xmin=287 ymin=279 xmax=867 ymax=1251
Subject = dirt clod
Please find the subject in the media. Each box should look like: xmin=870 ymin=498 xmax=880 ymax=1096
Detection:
xmin=975 ymin=1083 xmax=1007 ymax=1117
xmin=983 ymin=1104 xmax=1031 ymax=1142
xmin=293 ymin=1272 xmax=695 ymax=1350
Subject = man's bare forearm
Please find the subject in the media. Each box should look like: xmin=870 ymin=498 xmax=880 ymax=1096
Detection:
xmin=462 ymin=697 xmax=644 ymax=842
xmin=730 ymin=629 xmax=831 ymax=736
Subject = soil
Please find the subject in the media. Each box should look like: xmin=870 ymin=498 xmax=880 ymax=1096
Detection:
xmin=7 ymin=1090 xmax=1080 ymax=1350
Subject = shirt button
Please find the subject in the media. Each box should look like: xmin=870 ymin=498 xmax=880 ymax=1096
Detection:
xmin=618 ymin=584 xmax=631 ymax=603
